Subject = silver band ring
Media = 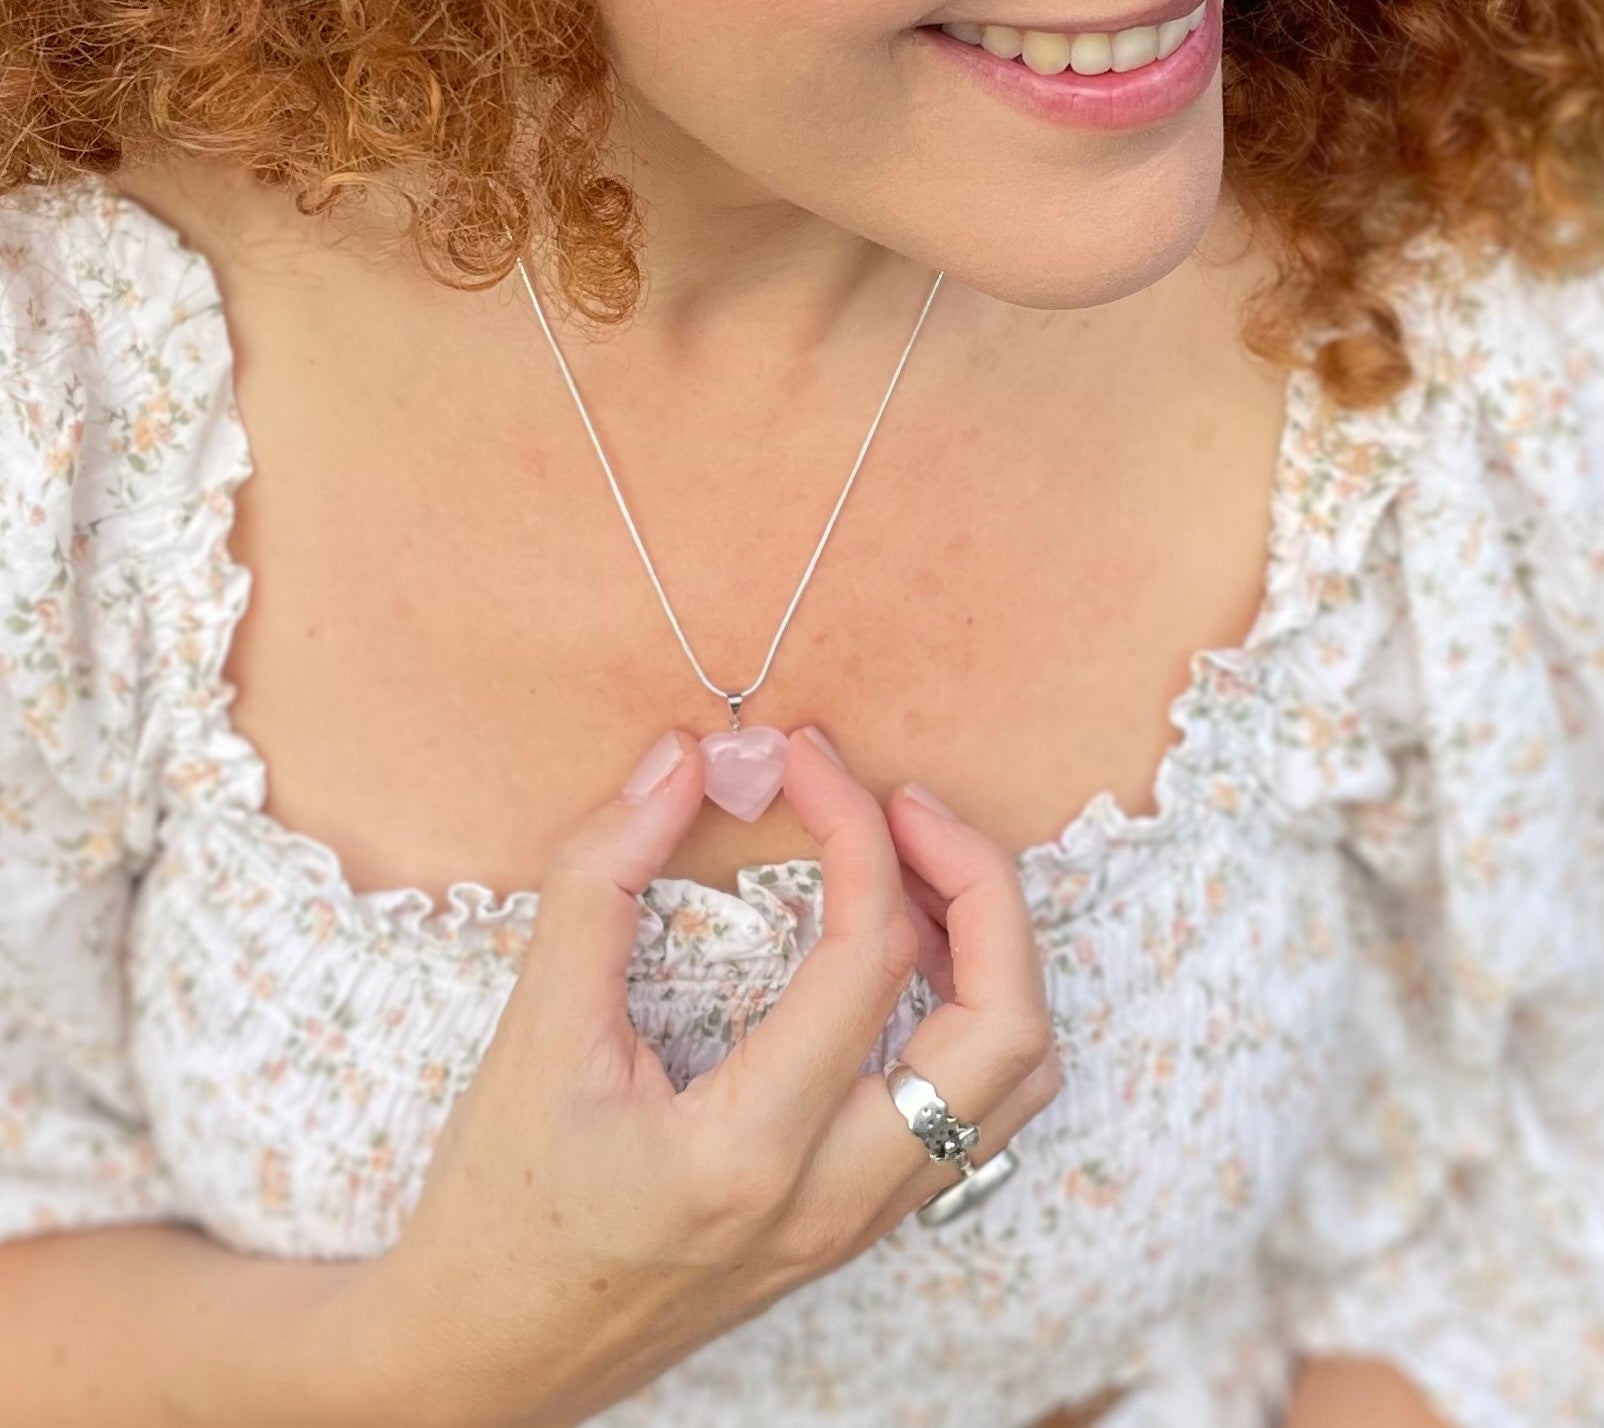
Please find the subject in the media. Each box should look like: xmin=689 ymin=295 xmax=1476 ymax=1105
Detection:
xmin=883 ymin=1057 xmax=1022 ymax=1227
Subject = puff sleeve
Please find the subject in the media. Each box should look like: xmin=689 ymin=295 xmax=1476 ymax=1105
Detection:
xmin=1261 ymin=256 xmax=1604 ymax=1427
xmin=0 ymin=183 xmax=189 ymax=1243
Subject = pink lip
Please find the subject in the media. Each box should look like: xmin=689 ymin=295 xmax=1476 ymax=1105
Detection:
xmin=915 ymin=0 xmax=1221 ymax=132
xmin=941 ymin=2 xmax=1200 ymax=26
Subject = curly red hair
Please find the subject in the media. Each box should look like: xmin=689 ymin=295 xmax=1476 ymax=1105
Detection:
xmin=2 ymin=0 xmax=1601 ymax=406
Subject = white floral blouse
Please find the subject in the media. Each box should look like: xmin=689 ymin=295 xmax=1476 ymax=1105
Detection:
xmin=1 ymin=176 xmax=1601 ymax=1428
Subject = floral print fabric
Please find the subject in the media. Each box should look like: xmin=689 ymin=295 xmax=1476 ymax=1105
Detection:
xmin=1 ymin=179 xmax=1600 ymax=1428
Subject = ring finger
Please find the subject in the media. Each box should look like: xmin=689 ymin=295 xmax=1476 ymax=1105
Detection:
xmin=806 ymin=1009 xmax=1061 ymax=1227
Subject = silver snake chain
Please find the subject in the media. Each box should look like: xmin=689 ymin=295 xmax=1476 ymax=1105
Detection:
xmin=512 ymin=253 xmax=947 ymax=732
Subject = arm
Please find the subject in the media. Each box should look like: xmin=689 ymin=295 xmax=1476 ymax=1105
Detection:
xmin=1030 ymin=1386 xmax=1129 ymax=1427
xmin=1258 ymin=257 xmax=1604 ymax=1428
xmin=1283 ymin=1358 xmax=1453 ymax=1428
xmin=0 ymin=1225 xmax=409 ymax=1428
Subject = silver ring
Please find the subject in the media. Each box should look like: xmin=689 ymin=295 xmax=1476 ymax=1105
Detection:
xmin=883 ymin=1057 xmax=1022 ymax=1227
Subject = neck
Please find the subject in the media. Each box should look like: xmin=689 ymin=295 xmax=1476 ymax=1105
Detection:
xmin=525 ymin=87 xmax=941 ymax=368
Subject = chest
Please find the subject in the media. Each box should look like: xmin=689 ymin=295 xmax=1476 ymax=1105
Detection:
xmin=210 ymin=255 xmax=1287 ymax=900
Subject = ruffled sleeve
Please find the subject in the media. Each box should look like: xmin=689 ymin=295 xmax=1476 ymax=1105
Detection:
xmin=1262 ymin=254 xmax=1604 ymax=1426
xmin=0 ymin=180 xmax=216 ymax=1242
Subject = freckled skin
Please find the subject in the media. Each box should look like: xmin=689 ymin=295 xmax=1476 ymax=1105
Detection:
xmin=110 ymin=0 xmax=1277 ymax=911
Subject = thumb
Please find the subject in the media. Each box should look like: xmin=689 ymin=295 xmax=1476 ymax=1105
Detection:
xmin=901 ymin=864 xmax=955 ymax=1003
xmin=517 ymin=729 xmax=706 ymax=1038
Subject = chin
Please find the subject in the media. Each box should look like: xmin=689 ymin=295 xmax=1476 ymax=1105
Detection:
xmin=970 ymin=173 xmax=1223 ymax=311
xmin=851 ymin=40 xmax=1228 ymax=312
xmin=929 ymin=123 xmax=1225 ymax=312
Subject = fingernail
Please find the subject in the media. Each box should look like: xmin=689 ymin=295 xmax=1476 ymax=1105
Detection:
xmin=901 ymin=782 xmax=956 ymax=819
xmin=797 ymin=724 xmax=845 ymax=768
xmin=619 ymin=731 xmax=686 ymax=804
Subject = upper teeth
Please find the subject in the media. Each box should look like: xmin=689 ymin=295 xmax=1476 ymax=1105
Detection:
xmin=940 ymin=5 xmax=1205 ymax=75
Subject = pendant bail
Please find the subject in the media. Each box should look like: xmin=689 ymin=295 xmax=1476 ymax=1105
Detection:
xmin=726 ymin=693 xmax=743 ymax=732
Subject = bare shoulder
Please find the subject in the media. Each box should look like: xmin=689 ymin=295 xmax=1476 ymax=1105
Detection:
xmin=103 ymin=159 xmax=271 ymax=253
xmin=104 ymin=158 xmax=410 ymax=286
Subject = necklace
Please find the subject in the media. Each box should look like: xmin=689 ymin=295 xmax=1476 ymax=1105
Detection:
xmin=512 ymin=255 xmax=946 ymax=821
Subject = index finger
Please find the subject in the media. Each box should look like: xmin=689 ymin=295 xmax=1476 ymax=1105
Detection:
xmin=883 ymin=783 xmax=1043 ymax=1017
xmin=703 ymin=726 xmax=918 ymax=1131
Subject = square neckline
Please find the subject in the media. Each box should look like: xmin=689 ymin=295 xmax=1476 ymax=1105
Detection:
xmin=79 ymin=172 xmax=1340 ymax=944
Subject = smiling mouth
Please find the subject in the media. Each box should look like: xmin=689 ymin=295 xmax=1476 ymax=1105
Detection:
xmin=924 ymin=4 xmax=1207 ymax=78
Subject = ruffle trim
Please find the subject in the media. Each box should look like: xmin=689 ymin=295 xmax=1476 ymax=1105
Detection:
xmin=208 ymin=803 xmax=834 ymax=976
xmin=74 ymin=172 xmax=1434 ymax=949
xmin=1013 ymin=322 xmax=1431 ymax=900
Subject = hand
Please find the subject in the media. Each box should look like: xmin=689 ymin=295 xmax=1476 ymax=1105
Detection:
xmin=343 ymin=724 xmax=1062 ymax=1428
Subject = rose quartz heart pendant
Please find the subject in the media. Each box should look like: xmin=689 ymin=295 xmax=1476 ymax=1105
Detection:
xmin=698 ymin=726 xmax=789 ymax=822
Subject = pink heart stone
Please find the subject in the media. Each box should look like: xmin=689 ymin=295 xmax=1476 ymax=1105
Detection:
xmin=698 ymin=726 xmax=790 ymax=823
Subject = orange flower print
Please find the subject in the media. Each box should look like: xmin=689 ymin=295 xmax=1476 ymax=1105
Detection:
xmin=1151 ymin=935 xmax=1179 ymax=983
xmin=1153 ymin=1043 xmax=1177 ymax=1085
xmin=419 ymin=1062 xmax=451 ymax=1100
xmin=1304 ymin=913 xmax=1334 ymax=960
xmin=1505 ymin=621 xmax=1535 ymax=663
xmin=258 ymin=1148 xmax=291 ymax=1208
xmin=1216 ymin=1156 xmax=1250 ymax=1209
xmin=1343 ymin=442 xmax=1377 ymax=481
xmin=167 ymin=759 xmax=221 ymax=796
xmin=1210 ymin=778 xmax=1241 ymax=814
xmin=1317 ymin=571 xmax=1353 ymax=610
xmin=1458 ymin=514 xmax=1488 ymax=565
xmin=1064 ymin=1163 xmax=1124 ymax=1210
xmin=1463 ymin=836 xmax=1499 ymax=882
xmin=301 ymin=1014 xmax=349 ymax=1058
xmin=0 ymin=790 xmax=27 ymax=832
xmin=340 ymin=1067 xmax=372 ymax=1109
xmin=307 ymin=898 xmax=338 ymax=945
xmin=131 ymin=390 xmax=173 ymax=454
xmin=79 ymin=829 xmax=116 ymax=867
xmin=1077 ymin=1004 xmax=1112 ymax=1050
xmin=491 ymin=924 xmax=527 ymax=961
xmin=669 ymin=904 xmax=711 ymax=943
xmin=726 ymin=985 xmax=771 ymax=1044
xmin=1052 ymin=871 xmax=1093 ymax=911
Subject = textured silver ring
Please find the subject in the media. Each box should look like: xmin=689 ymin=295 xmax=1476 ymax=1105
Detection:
xmin=883 ymin=1057 xmax=1022 ymax=1227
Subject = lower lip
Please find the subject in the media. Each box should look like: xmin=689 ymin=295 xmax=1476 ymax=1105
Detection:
xmin=915 ymin=2 xmax=1221 ymax=132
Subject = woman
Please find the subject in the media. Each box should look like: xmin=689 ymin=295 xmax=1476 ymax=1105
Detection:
xmin=0 ymin=0 xmax=1600 ymax=1424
